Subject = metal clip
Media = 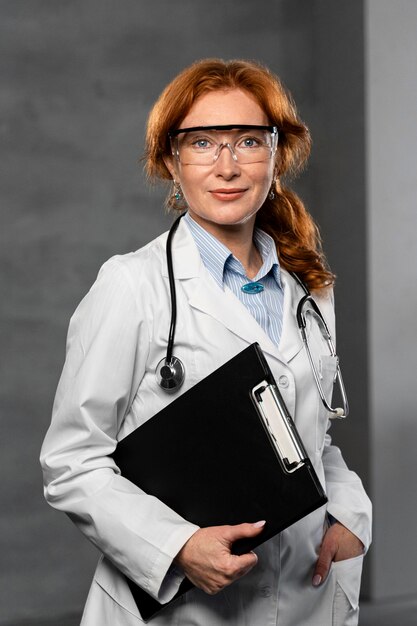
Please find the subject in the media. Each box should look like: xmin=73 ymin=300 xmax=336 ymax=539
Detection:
xmin=252 ymin=381 xmax=306 ymax=473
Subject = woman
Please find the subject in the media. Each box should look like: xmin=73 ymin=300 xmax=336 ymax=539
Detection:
xmin=41 ymin=59 xmax=371 ymax=625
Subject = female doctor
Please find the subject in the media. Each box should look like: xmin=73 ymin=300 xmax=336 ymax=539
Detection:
xmin=41 ymin=59 xmax=371 ymax=626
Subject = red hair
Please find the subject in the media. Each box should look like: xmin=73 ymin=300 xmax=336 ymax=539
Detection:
xmin=145 ymin=59 xmax=334 ymax=290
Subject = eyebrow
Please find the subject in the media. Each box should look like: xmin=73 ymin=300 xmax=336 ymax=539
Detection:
xmin=168 ymin=124 xmax=278 ymax=137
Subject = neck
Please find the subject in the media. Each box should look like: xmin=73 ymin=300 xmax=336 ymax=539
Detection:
xmin=190 ymin=214 xmax=262 ymax=279
xmin=225 ymin=232 xmax=262 ymax=279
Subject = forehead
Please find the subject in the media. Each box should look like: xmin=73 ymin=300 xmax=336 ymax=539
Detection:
xmin=179 ymin=89 xmax=269 ymax=129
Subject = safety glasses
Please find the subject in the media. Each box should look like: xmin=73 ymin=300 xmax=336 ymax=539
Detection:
xmin=168 ymin=124 xmax=278 ymax=165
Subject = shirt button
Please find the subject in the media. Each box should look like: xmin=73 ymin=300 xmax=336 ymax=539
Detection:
xmin=259 ymin=586 xmax=272 ymax=597
xmin=278 ymin=375 xmax=289 ymax=388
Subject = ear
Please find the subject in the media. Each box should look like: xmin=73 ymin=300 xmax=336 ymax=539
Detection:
xmin=274 ymin=149 xmax=283 ymax=177
xmin=163 ymin=154 xmax=179 ymax=181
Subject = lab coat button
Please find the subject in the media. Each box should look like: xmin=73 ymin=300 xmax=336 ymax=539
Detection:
xmin=278 ymin=375 xmax=289 ymax=388
xmin=259 ymin=585 xmax=271 ymax=597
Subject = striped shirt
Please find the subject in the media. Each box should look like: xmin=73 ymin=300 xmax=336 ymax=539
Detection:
xmin=183 ymin=212 xmax=284 ymax=346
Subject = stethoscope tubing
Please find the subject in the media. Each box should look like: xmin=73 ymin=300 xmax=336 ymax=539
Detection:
xmin=165 ymin=214 xmax=183 ymax=364
xmin=292 ymin=276 xmax=349 ymax=418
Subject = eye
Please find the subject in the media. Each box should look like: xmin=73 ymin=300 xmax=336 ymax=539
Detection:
xmin=194 ymin=139 xmax=211 ymax=149
xmin=187 ymin=135 xmax=214 ymax=150
xmin=238 ymin=135 xmax=262 ymax=149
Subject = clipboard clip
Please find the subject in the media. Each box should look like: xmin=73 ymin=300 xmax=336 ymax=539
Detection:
xmin=252 ymin=381 xmax=306 ymax=473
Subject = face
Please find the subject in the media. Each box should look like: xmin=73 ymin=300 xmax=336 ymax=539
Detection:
xmin=164 ymin=89 xmax=275 ymax=239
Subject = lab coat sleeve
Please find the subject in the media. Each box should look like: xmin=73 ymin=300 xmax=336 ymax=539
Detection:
xmin=322 ymin=433 xmax=372 ymax=551
xmin=40 ymin=257 xmax=199 ymax=603
xmin=318 ymin=288 xmax=372 ymax=551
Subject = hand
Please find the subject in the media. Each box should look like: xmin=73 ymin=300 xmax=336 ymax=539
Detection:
xmin=312 ymin=521 xmax=364 ymax=587
xmin=174 ymin=521 xmax=265 ymax=595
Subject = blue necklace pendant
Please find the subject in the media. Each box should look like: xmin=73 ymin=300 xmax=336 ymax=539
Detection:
xmin=241 ymin=281 xmax=264 ymax=294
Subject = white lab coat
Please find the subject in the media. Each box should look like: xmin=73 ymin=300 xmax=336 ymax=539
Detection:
xmin=41 ymin=219 xmax=371 ymax=626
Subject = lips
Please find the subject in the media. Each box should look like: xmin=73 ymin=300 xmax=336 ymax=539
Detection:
xmin=209 ymin=188 xmax=248 ymax=201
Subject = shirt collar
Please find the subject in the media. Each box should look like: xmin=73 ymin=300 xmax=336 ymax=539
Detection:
xmin=183 ymin=212 xmax=281 ymax=290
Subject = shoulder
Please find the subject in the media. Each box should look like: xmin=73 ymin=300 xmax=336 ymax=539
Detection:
xmin=312 ymin=285 xmax=336 ymax=337
xmin=312 ymin=285 xmax=334 ymax=310
xmin=100 ymin=230 xmax=169 ymax=283
xmin=72 ymin=231 xmax=170 ymax=325
xmin=84 ymin=230 xmax=170 ymax=307
xmin=283 ymin=269 xmax=336 ymax=333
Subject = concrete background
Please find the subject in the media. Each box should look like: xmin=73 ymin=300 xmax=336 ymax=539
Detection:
xmin=366 ymin=0 xmax=417 ymax=600
xmin=1 ymin=0 xmax=416 ymax=623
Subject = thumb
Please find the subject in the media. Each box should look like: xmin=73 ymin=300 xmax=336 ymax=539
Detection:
xmin=226 ymin=520 xmax=266 ymax=543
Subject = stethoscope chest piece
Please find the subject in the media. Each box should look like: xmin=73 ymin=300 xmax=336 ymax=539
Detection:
xmin=156 ymin=356 xmax=185 ymax=393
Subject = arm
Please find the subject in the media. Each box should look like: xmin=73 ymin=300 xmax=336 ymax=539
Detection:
xmin=40 ymin=258 xmax=198 ymax=603
xmin=312 ymin=429 xmax=372 ymax=585
xmin=310 ymin=288 xmax=372 ymax=584
xmin=322 ymin=432 xmax=372 ymax=551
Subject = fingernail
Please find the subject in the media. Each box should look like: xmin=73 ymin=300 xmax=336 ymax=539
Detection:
xmin=253 ymin=520 xmax=266 ymax=528
xmin=312 ymin=574 xmax=322 ymax=587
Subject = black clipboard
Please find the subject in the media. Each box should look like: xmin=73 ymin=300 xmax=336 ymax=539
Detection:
xmin=112 ymin=343 xmax=327 ymax=621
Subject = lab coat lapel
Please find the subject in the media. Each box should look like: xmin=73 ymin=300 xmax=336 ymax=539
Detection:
xmin=190 ymin=269 xmax=306 ymax=364
xmin=187 ymin=274 xmax=282 ymax=360
xmin=278 ymin=269 xmax=305 ymax=363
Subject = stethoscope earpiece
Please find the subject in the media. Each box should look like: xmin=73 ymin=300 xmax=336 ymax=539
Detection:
xmin=156 ymin=356 xmax=185 ymax=393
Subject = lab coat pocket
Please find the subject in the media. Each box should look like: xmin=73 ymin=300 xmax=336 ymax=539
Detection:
xmin=316 ymin=354 xmax=338 ymax=452
xmin=331 ymin=554 xmax=364 ymax=625
xmin=93 ymin=557 xmax=144 ymax=621
xmin=180 ymin=585 xmax=243 ymax=625
xmin=93 ymin=557 xmax=187 ymax=626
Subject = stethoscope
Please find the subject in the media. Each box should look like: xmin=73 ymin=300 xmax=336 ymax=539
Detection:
xmin=156 ymin=213 xmax=349 ymax=419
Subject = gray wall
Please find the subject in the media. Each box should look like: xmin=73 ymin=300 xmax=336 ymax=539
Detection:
xmin=1 ymin=0 xmax=415 ymax=622
xmin=366 ymin=0 xmax=417 ymax=600
xmin=310 ymin=0 xmax=369 ymax=489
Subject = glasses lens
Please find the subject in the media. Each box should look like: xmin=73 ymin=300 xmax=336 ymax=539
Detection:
xmin=174 ymin=128 xmax=276 ymax=165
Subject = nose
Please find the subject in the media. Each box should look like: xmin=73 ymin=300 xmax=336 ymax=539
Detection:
xmin=213 ymin=143 xmax=240 ymax=178
xmin=215 ymin=143 xmax=238 ymax=161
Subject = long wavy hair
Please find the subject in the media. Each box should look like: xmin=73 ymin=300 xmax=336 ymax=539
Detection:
xmin=145 ymin=58 xmax=334 ymax=290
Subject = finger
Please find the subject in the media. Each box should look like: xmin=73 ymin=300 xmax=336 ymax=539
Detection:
xmin=312 ymin=541 xmax=336 ymax=587
xmin=224 ymin=520 xmax=266 ymax=543
xmin=232 ymin=550 xmax=259 ymax=575
xmin=212 ymin=552 xmax=258 ymax=591
xmin=192 ymin=550 xmax=258 ymax=595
